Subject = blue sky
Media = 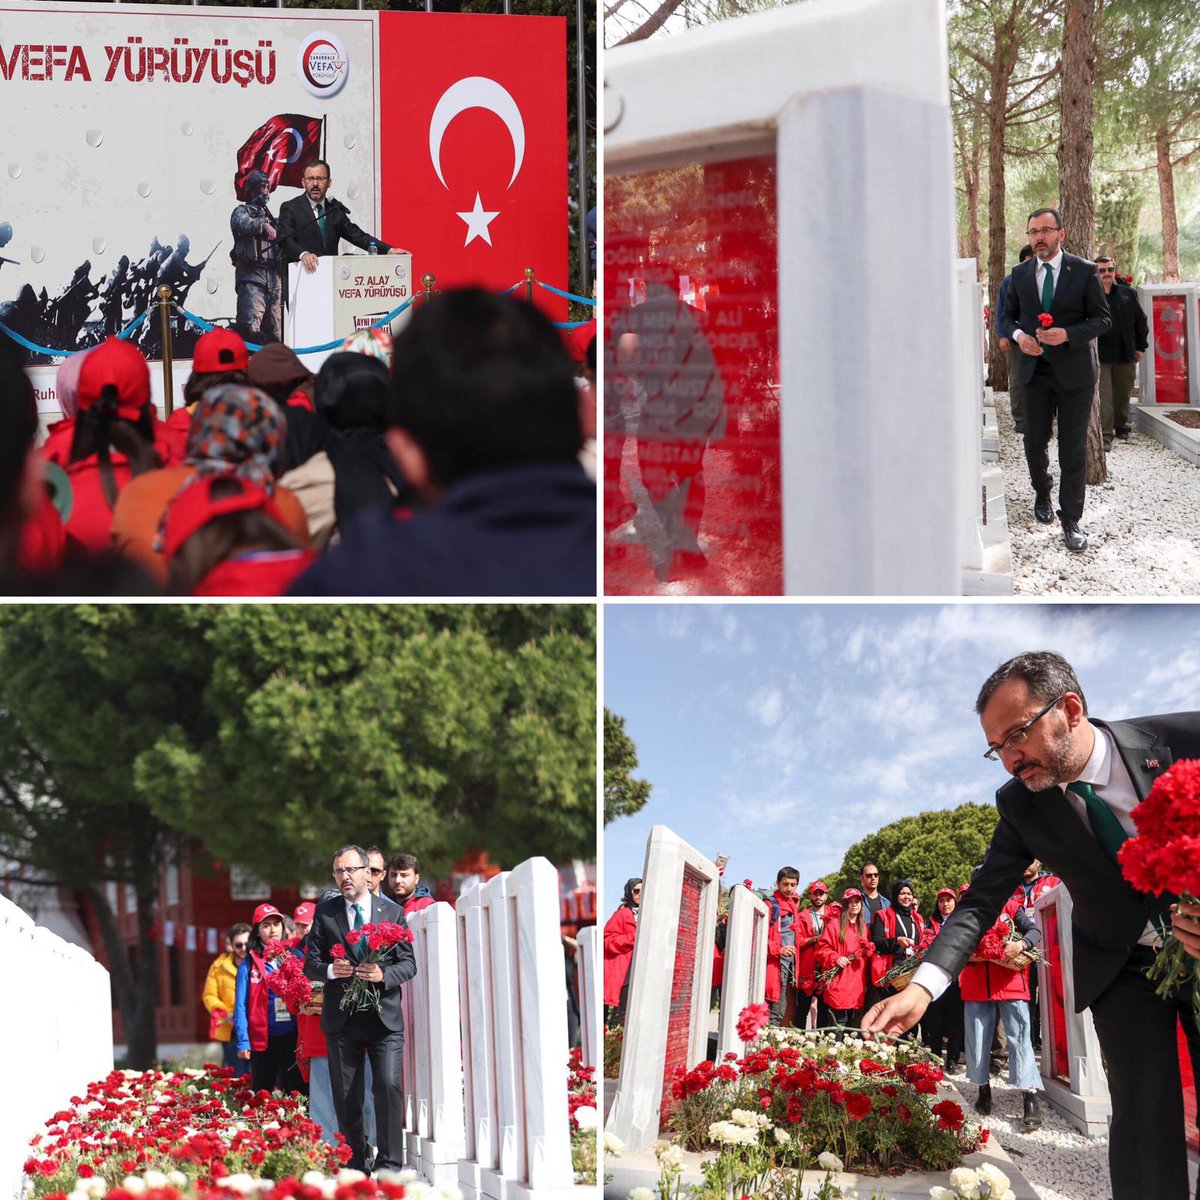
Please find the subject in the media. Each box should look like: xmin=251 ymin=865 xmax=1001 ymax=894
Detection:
xmin=603 ymin=603 xmax=1200 ymax=910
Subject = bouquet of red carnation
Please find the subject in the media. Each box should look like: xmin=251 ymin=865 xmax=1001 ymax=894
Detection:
xmin=265 ymin=951 xmax=313 ymax=1012
xmin=263 ymin=936 xmax=302 ymax=963
xmin=972 ymin=919 xmax=1041 ymax=968
xmin=1117 ymin=758 xmax=1200 ymax=1020
xmin=813 ymin=944 xmax=871 ymax=988
xmin=339 ymin=921 xmax=415 ymax=1015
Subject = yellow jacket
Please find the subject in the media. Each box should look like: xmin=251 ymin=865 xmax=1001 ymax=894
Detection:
xmin=202 ymin=952 xmax=239 ymax=1042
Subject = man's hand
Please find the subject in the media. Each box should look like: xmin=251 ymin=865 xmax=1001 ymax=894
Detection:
xmin=895 ymin=936 xmax=914 ymax=950
xmin=354 ymin=962 xmax=384 ymax=983
xmin=237 ymin=1049 xmax=251 ymax=1060
xmin=1036 ymin=326 xmax=1068 ymax=346
xmin=779 ymin=945 xmax=795 ymax=958
xmin=998 ymin=337 xmax=1011 ymax=353
xmin=1171 ymin=901 xmax=1200 ymax=961
xmin=331 ymin=958 xmax=354 ymax=979
xmin=301 ymin=251 xmax=320 ymax=274
xmin=837 ymin=955 xmax=851 ymax=968
xmin=387 ymin=247 xmax=407 ymax=256
xmin=1017 ymin=332 xmax=1044 ymax=356
xmin=1135 ymin=350 xmax=1144 ymax=363
xmin=264 ymin=225 xmax=277 ymax=242
xmin=861 ymin=985 xmax=931 ymax=1037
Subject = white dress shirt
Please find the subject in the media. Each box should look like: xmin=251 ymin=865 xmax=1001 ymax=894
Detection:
xmin=325 ymin=892 xmax=370 ymax=980
xmin=1015 ymin=248 xmax=1063 ymax=347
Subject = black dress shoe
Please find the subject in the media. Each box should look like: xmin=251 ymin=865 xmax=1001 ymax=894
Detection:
xmin=1034 ymin=495 xmax=1054 ymax=524
xmin=1061 ymin=518 xmax=1087 ymax=552
xmin=1115 ymin=425 xmax=1131 ymax=438
xmin=975 ymin=1083 xmax=992 ymax=1115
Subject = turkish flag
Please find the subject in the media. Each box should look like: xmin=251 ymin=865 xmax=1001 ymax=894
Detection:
xmin=379 ymin=13 xmax=567 ymax=321
xmin=234 ymin=114 xmax=323 ymax=199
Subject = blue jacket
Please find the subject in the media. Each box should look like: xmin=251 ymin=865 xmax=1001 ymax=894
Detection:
xmin=289 ymin=462 xmax=596 ymax=597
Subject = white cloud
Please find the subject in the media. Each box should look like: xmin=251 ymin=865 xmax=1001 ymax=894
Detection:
xmin=747 ymin=685 xmax=784 ymax=728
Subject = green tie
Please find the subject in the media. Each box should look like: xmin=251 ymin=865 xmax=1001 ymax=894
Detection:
xmin=1041 ymin=262 xmax=1054 ymax=313
xmin=1066 ymin=781 xmax=1127 ymax=865
xmin=316 ymin=203 xmax=326 ymax=243
xmin=350 ymin=901 xmax=364 ymax=961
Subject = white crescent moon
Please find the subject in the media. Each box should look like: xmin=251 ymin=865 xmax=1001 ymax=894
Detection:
xmin=429 ymin=76 xmax=525 ymax=191
xmin=268 ymin=128 xmax=304 ymax=164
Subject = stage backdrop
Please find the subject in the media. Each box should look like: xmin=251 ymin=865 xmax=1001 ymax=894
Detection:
xmin=0 ymin=0 xmax=566 ymax=413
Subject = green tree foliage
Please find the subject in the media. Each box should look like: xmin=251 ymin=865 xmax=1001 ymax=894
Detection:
xmin=603 ymin=707 xmax=651 ymax=824
xmin=826 ymin=803 xmax=1004 ymax=905
xmin=0 ymin=604 xmax=595 ymax=1066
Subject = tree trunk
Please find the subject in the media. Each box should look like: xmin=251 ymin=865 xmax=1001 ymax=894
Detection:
xmin=985 ymin=27 xmax=1017 ymax=395
xmin=1157 ymin=126 xmax=1181 ymax=282
xmin=1057 ymin=0 xmax=1106 ymax=485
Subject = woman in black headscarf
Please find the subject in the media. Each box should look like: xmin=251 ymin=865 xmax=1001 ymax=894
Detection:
xmin=603 ymin=877 xmax=642 ymax=1022
xmin=870 ymin=878 xmax=925 ymax=994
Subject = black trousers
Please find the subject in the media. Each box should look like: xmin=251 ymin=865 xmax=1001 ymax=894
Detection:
xmin=251 ymin=1031 xmax=301 ymax=1094
xmin=1022 ymin=363 xmax=1095 ymax=521
xmin=1089 ymin=946 xmax=1200 ymax=1200
xmin=922 ymin=981 xmax=964 ymax=1065
xmin=326 ymin=1009 xmax=406 ymax=1172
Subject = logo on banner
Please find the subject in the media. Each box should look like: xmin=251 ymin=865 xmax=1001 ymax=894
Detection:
xmin=429 ymin=76 xmax=525 ymax=247
xmin=298 ymin=32 xmax=349 ymax=98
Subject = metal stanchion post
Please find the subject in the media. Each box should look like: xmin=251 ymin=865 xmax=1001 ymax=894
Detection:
xmin=524 ymin=266 xmax=535 ymax=304
xmin=157 ymin=285 xmax=174 ymax=416
xmin=421 ymin=273 xmax=436 ymax=303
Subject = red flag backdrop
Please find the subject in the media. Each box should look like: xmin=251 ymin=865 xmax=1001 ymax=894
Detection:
xmin=235 ymin=114 xmax=323 ymax=199
xmin=378 ymin=12 xmax=567 ymax=321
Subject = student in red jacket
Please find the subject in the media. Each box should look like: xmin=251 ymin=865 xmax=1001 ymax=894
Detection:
xmin=164 ymin=328 xmax=251 ymax=462
xmin=603 ymin=878 xmax=641 ymax=1021
xmin=792 ymin=881 xmax=832 ymax=1030
xmin=234 ymin=902 xmax=301 ymax=1094
xmin=815 ymin=888 xmax=876 ymax=1027
xmin=870 ymin=879 xmax=925 ymax=993
xmin=766 ymin=867 xmax=801 ymax=1026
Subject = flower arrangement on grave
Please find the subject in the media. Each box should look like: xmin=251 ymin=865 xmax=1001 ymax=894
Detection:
xmin=22 ymin=1066 xmax=349 ymax=1199
xmin=662 ymin=1010 xmax=984 ymax=1181
xmin=335 ymin=922 xmax=414 ymax=1016
xmin=567 ymin=1049 xmax=598 ymax=1185
xmin=603 ymin=1022 xmax=625 ymax=1079
xmin=1117 ymin=757 xmax=1200 ymax=1021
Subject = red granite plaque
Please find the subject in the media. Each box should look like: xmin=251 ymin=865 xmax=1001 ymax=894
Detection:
xmin=660 ymin=868 xmax=704 ymax=1124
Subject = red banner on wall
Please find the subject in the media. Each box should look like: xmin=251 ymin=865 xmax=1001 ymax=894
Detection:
xmin=1151 ymin=295 xmax=1189 ymax=404
xmin=377 ymin=12 xmax=566 ymax=322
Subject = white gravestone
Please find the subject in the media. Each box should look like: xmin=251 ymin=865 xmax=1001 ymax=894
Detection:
xmin=576 ymin=925 xmax=599 ymax=1071
xmin=604 ymin=826 xmax=720 ymax=1152
xmin=605 ymin=0 xmax=960 ymax=595
xmin=715 ymin=884 xmax=769 ymax=1059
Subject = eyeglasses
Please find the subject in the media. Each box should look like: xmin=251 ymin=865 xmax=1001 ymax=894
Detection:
xmin=1097 ymin=268 xmax=1116 ymax=274
xmin=983 ymin=694 xmax=1065 ymax=760
xmin=333 ymin=865 xmax=367 ymax=877
xmin=1027 ymin=226 xmax=1061 ymax=237
xmin=368 ymin=868 xmax=385 ymax=876
xmin=232 ymin=941 xmax=248 ymax=950
xmin=862 ymin=872 xmax=879 ymax=879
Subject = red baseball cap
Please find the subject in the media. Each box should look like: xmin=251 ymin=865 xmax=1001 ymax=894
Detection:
xmin=293 ymin=902 xmax=316 ymax=925
xmin=252 ymin=903 xmax=283 ymax=925
xmin=936 ymin=887 xmax=957 ymax=902
xmin=810 ymin=881 xmax=829 ymax=896
xmin=77 ymin=337 xmax=151 ymax=421
xmin=161 ymin=476 xmax=286 ymax=563
xmin=193 ymin=328 xmax=249 ymax=374
xmin=842 ymin=887 xmax=863 ymax=901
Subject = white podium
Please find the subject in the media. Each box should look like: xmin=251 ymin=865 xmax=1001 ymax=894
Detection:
xmin=286 ymin=252 xmax=415 ymax=370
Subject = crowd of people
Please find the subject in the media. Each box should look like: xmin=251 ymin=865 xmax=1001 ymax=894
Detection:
xmin=604 ymin=855 xmax=1061 ymax=1130
xmin=0 ymin=288 xmax=597 ymax=596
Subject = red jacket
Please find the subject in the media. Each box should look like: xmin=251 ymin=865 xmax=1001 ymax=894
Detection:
xmin=764 ymin=890 xmax=800 ymax=1002
xmin=870 ymin=905 xmax=926 ymax=986
xmin=16 ymin=492 xmax=66 ymax=575
xmin=815 ymin=917 xmax=875 ymax=1011
xmin=191 ymin=550 xmax=318 ymax=597
xmin=603 ymin=905 xmax=637 ymax=1007
xmin=404 ymin=894 xmax=436 ymax=917
xmin=792 ymin=907 xmax=829 ymax=996
xmin=959 ymin=896 xmax=1030 ymax=1003
xmin=163 ymin=407 xmax=194 ymax=464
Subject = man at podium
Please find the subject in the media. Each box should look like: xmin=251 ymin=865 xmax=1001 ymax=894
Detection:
xmin=278 ymin=160 xmax=401 ymax=272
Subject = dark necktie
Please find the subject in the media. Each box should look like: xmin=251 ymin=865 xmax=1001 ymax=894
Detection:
xmin=1041 ymin=262 xmax=1054 ymax=313
xmin=316 ymin=203 xmax=327 ymax=243
xmin=350 ymin=901 xmax=364 ymax=961
xmin=1066 ymin=780 xmax=1128 ymax=865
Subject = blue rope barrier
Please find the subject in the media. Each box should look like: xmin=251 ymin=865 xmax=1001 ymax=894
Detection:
xmin=553 ymin=320 xmax=593 ymax=330
xmin=535 ymin=280 xmax=596 ymax=306
xmin=0 ymin=308 xmax=150 ymax=358
xmin=502 ymin=282 xmax=523 ymax=295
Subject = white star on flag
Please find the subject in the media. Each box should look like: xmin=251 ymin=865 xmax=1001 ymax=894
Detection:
xmin=457 ymin=193 xmax=500 ymax=247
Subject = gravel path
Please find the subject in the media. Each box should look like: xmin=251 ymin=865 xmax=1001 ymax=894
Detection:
xmin=994 ymin=394 xmax=1200 ymax=594
xmin=943 ymin=1066 xmax=1112 ymax=1200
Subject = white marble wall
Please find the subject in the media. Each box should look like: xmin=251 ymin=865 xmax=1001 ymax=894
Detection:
xmin=576 ymin=925 xmax=599 ymax=1071
xmin=604 ymin=825 xmax=719 ymax=1153
xmin=0 ymin=893 xmax=113 ymax=1199
xmin=954 ymin=259 xmax=986 ymax=574
xmin=715 ymin=885 xmax=769 ymax=1059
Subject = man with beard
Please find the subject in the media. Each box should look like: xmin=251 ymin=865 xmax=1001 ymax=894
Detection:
xmin=863 ymin=650 xmax=1200 ymax=1200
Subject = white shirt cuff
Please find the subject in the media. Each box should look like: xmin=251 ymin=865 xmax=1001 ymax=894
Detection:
xmin=911 ymin=961 xmax=951 ymax=1000
xmin=326 ymin=964 xmax=337 ymax=981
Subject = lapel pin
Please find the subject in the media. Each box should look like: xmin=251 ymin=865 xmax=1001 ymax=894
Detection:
xmin=1145 ymin=758 xmax=1160 ymax=769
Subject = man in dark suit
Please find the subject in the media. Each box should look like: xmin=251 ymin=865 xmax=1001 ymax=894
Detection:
xmin=997 ymin=208 xmax=1111 ymax=552
xmin=305 ymin=843 xmax=416 ymax=1174
xmin=863 ymin=651 xmax=1200 ymax=1200
xmin=278 ymin=160 xmax=402 ymax=274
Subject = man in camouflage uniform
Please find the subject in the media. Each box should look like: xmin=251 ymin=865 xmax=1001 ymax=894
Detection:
xmin=230 ymin=171 xmax=281 ymax=343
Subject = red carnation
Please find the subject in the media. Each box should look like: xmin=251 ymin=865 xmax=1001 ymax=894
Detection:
xmin=329 ymin=943 xmax=347 ymax=960
xmin=735 ymin=1002 xmax=770 ymax=1044
xmin=1038 ymin=313 xmax=1053 ymax=328
xmin=844 ymin=1092 xmax=872 ymax=1120
xmin=345 ymin=930 xmax=362 ymax=946
xmin=932 ymin=1099 xmax=964 ymax=1131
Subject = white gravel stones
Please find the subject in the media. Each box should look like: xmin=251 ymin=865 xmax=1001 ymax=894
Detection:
xmin=994 ymin=393 xmax=1200 ymax=594
xmin=944 ymin=1065 xmax=1110 ymax=1200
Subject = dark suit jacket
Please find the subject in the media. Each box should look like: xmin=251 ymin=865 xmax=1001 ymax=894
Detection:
xmin=997 ymin=252 xmax=1111 ymax=390
xmin=924 ymin=713 xmax=1200 ymax=1012
xmin=277 ymin=195 xmax=391 ymax=263
xmin=304 ymin=891 xmax=416 ymax=1033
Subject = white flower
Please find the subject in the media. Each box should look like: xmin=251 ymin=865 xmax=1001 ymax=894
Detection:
xmin=574 ymin=1105 xmax=598 ymax=1130
xmin=707 ymin=1120 xmax=759 ymax=1147
xmin=336 ymin=1170 xmax=369 ymax=1185
xmin=142 ymin=1172 xmax=168 ymax=1190
xmin=77 ymin=1180 xmax=106 ymax=1199
xmin=375 ymin=1170 xmax=408 ymax=1186
xmin=929 ymin=1189 xmax=957 ymax=1200
xmin=119 ymin=1180 xmax=145 ymax=1196
xmin=948 ymin=1168 xmax=982 ymax=1198
xmin=69 ymin=1190 xmax=90 ymax=1200
xmin=215 ymin=1174 xmax=256 ymax=1195
xmin=628 ymin=1189 xmax=655 ymax=1200
xmin=166 ymin=1173 xmax=187 ymax=1189
xmin=975 ymin=1163 xmax=1011 ymax=1198
xmin=817 ymin=1151 xmax=844 ymax=1173
xmin=729 ymin=1107 xmax=769 ymax=1129
xmin=773 ymin=1127 xmax=790 ymax=1145
xmin=301 ymin=1173 xmax=327 ymax=1187
xmin=653 ymin=1140 xmax=684 ymax=1168
xmin=604 ymin=1132 xmax=626 ymax=1156
xmin=394 ymin=1171 xmax=421 ymax=1184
